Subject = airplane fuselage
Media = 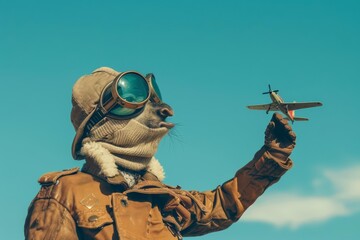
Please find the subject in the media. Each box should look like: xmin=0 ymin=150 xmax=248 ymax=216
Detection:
xmin=270 ymin=92 xmax=294 ymax=121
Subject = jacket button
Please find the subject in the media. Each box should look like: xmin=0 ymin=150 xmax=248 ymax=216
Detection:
xmin=88 ymin=215 xmax=99 ymax=222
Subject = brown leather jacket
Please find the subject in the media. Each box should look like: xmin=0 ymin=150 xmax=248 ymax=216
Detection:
xmin=25 ymin=147 xmax=292 ymax=240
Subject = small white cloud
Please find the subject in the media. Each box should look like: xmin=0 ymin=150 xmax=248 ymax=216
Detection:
xmin=242 ymin=193 xmax=349 ymax=229
xmin=241 ymin=163 xmax=360 ymax=229
xmin=324 ymin=165 xmax=360 ymax=201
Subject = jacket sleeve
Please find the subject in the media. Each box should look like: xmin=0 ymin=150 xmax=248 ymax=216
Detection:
xmin=180 ymin=146 xmax=293 ymax=236
xmin=25 ymin=197 xmax=79 ymax=240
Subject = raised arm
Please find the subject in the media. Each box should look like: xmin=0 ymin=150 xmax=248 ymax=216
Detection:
xmin=166 ymin=113 xmax=295 ymax=237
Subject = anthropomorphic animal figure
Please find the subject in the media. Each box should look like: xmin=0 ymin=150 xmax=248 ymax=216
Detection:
xmin=25 ymin=67 xmax=295 ymax=239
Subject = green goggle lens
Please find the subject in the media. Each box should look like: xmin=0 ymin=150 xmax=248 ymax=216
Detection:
xmin=110 ymin=105 xmax=137 ymax=116
xmin=108 ymin=72 xmax=149 ymax=116
xmin=117 ymin=73 xmax=149 ymax=103
xmin=101 ymin=72 xmax=163 ymax=117
xmin=150 ymin=75 xmax=162 ymax=101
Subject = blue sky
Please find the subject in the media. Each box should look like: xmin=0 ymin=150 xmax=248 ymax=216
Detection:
xmin=1 ymin=0 xmax=360 ymax=239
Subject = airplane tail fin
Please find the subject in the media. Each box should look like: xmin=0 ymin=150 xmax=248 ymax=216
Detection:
xmin=286 ymin=110 xmax=309 ymax=121
xmin=289 ymin=110 xmax=295 ymax=119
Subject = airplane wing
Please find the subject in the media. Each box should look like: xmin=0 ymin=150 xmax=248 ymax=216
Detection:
xmin=247 ymin=103 xmax=278 ymax=111
xmin=282 ymin=102 xmax=323 ymax=110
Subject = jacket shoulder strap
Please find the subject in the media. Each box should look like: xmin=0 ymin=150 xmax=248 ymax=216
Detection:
xmin=38 ymin=167 xmax=79 ymax=185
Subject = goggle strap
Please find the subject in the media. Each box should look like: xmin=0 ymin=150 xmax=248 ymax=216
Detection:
xmin=84 ymin=107 xmax=106 ymax=135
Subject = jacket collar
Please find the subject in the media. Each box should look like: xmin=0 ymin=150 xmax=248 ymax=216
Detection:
xmin=82 ymin=162 xmax=161 ymax=190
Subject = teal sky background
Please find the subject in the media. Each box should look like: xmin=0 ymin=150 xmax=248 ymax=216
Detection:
xmin=1 ymin=0 xmax=360 ymax=239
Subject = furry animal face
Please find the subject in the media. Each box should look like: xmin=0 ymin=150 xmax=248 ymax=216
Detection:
xmin=80 ymin=100 xmax=174 ymax=180
xmin=133 ymin=101 xmax=174 ymax=130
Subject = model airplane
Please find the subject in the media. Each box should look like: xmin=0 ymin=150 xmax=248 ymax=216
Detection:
xmin=247 ymin=85 xmax=323 ymax=122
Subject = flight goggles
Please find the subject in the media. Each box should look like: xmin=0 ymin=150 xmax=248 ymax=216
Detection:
xmin=85 ymin=71 xmax=162 ymax=133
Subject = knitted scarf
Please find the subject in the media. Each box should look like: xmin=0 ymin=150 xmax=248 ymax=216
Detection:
xmin=80 ymin=118 xmax=167 ymax=182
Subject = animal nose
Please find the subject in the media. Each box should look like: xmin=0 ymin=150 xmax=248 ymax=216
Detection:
xmin=157 ymin=103 xmax=174 ymax=118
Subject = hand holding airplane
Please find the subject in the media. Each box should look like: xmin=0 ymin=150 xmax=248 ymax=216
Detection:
xmin=247 ymin=85 xmax=323 ymax=122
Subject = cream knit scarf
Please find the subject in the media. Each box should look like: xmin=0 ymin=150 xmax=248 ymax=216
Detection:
xmin=80 ymin=118 xmax=167 ymax=181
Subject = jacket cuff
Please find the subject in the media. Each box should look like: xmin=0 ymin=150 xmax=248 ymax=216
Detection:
xmin=254 ymin=149 xmax=293 ymax=178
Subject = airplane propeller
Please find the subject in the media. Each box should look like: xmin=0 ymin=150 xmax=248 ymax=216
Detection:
xmin=262 ymin=84 xmax=279 ymax=95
